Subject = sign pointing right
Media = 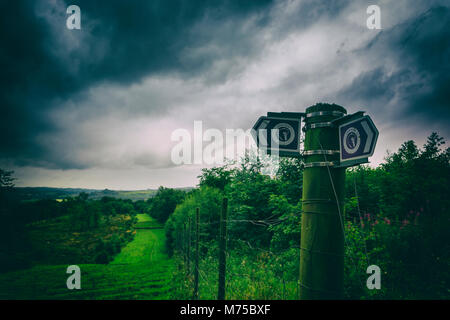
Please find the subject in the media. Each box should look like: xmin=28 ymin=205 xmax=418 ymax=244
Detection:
xmin=338 ymin=115 xmax=379 ymax=166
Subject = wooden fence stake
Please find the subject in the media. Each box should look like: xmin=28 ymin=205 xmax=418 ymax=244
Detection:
xmin=218 ymin=197 xmax=228 ymax=300
xmin=187 ymin=216 xmax=191 ymax=274
xmin=194 ymin=207 xmax=199 ymax=300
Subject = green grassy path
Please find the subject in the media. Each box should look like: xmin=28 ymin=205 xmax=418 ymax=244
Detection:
xmin=0 ymin=214 xmax=174 ymax=299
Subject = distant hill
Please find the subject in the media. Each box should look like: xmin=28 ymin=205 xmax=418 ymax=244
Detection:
xmin=13 ymin=187 xmax=193 ymax=201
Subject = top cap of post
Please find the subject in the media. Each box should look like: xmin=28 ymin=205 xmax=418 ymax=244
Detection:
xmin=305 ymin=103 xmax=347 ymax=122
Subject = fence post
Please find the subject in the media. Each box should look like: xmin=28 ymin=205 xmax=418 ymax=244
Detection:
xmin=299 ymin=103 xmax=346 ymax=299
xmin=218 ymin=197 xmax=228 ymax=300
xmin=194 ymin=207 xmax=199 ymax=300
xmin=183 ymin=222 xmax=186 ymax=265
xmin=187 ymin=216 xmax=191 ymax=274
xmin=176 ymin=226 xmax=180 ymax=255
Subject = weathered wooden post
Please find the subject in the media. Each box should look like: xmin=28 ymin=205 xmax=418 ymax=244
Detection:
xmin=183 ymin=222 xmax=187 ymax=264
xmin=299 ymin=103 xmax=347 ymax=299
xmin=194 ymin=207 xmax=199 ymax=300
xmin=176 ymin=225 xmax=181 ymax=256
xmin=218 ymin=197 xmax=228 ymax=300
xmin=187 ymin=216 xmax=191 ymax=274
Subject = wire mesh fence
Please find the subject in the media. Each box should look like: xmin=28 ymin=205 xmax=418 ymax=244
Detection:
xmin=169 ymin=186 xmax=379 ymax=300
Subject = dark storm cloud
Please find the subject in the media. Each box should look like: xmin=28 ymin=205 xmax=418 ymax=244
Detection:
xmin=0 ymin=0 xmax=273 ymax=168
xmin=337 ymin=6 xmax=450 ymax=130
xmin=270 ymin=0 xmax=350 ymax=36
xmin=69 ymin=0 xmax=273 ymax=83
xmin=3 ymin=0 xmax=450 ymax=181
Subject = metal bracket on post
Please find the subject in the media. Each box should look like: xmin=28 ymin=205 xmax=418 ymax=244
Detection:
xmin=304 ymin=122 xmax=335 ymax=130
xmin=303 ymin=150 xmax=340 ymax=167
xmin=303 ymin=161 xmax=337 ymax=168
xmin=306 ymin=111 xmax=345 ymax=118
xmin=303 ymin=150 xmax=340 ymax=156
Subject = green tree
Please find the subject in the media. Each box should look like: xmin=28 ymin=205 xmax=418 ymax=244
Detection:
xmin=150 ymin=187 xmax=185 ymax=223
xmin=198 ymin=165 xmax=234 ymax=191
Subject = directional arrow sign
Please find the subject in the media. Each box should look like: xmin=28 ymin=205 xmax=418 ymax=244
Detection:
xmin=338 ymin=115 xmax=378 ymax=166
xmin=252 ymin=114 xmax=302 ymax=157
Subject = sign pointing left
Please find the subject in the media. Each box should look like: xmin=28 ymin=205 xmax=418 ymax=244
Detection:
xmin=252 ymin=112 xmax=303 ymax=157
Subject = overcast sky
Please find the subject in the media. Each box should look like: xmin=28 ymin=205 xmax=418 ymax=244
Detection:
xmin=1 ymin=0 xmax=449 ymax=189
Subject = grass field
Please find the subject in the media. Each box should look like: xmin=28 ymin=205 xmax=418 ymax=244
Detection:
xmin=25 ymin=214 xmax=133 ymax=265
xmin=0 ymin=214 xmax=174 ymax=299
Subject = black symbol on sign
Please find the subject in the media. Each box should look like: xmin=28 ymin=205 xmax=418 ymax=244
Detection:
xmin=278 ymin=127 xmax=291 ymax=142
xmin=346 ymin=132 xmax=358 ymax=149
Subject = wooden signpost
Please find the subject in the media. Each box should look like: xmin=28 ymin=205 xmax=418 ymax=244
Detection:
xmin=252 ymin=103 xmax=378 ymax=299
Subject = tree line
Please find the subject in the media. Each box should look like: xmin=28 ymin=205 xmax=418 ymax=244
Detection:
xmin=0 ymin=181 xmax=142 ymax=272
xmin=160 ymin=132 xmax=449 ymax=299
